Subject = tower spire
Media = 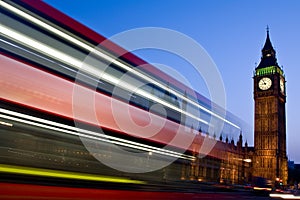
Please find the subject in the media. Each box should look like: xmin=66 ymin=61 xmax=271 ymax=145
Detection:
xmin=262 ymin=26 xmax=274 ymax=53
xmin=256 ymin=27 xmax=278 ymax=69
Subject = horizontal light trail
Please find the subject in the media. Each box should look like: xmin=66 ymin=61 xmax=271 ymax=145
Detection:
xmin=0 ymin=24 xmax=209 ymax=128
xmin=0 ymin=108 xmax=195 ymax=160
xmin=0 ymin=0 xmax=241 ymax=130
xmin=0 ymin=164 xmax=145 ymax=184
xmin=0 ymin=25 xmax=81 ymax=67
xmin=270 ymin=193 xmax=300 ymax=199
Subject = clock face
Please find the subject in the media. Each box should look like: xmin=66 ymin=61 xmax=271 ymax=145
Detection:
xmin=258 ymin=77 xmax=272 ymax=90
xmin=280 ymin=78 xmax=285 ymax=93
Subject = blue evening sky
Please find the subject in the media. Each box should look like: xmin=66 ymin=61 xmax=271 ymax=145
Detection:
xmin=44 ymin=0 xmax=300 ymax=162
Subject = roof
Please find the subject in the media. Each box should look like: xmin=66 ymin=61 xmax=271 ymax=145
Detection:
xmin=262 ymin=30 xmax=274 ymax=52
xmin=256 ymin=29 xmax=279 ymax=70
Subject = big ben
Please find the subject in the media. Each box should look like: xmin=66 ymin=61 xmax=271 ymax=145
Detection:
xmin=253 ymin=28 xmax=288 ymax=185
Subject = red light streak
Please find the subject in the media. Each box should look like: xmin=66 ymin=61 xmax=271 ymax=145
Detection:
xmin=0 ymin=54 xmax=234 ymax=159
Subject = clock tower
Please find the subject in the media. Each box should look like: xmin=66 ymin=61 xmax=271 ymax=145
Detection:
xmin=253 ymin=28 xmax=288 ymax=185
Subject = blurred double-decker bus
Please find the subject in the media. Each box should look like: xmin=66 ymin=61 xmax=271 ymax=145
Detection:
xmin=0 ymin=0 xmax=248 ymax=191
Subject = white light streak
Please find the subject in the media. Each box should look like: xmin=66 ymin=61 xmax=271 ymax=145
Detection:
xmin=0 ymin=0 xmax=241 ymax=130
xmin=0 ymin=120 xmax=13 ymax=127
xmin=0 ymin=24 xmax=210 ymax=127
xmin=270 ymin=193 xmax=300 ymax=199
xmin=0 ymin=108 xmax=195 ymax=160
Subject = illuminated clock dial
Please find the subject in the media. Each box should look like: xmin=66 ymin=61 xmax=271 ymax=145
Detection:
xmin=280 ymin=78 xmax=285 ymax=93
xmin=258 ymin=77 xmax=272 ymax=90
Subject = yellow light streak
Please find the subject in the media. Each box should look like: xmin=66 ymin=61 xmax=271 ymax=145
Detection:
xmin=0 ymin=164 xmax=145 ymax=184
xmin=253 ymin=186 xmax=272 ymax=191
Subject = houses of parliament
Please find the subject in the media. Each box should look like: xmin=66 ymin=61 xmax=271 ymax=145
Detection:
xmin=181 ymin=29 xmax=288 ymax=186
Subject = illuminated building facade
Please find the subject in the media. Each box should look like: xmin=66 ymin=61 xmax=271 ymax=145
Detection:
xmin=180 ymin=130 xmax=253 ymax=185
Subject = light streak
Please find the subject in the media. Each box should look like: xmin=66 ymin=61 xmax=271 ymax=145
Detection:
xmin=0 ymin=120 xmax=13 ymax=127
xmin=0 ymin=0 xmax=241 ymax=130
xmin=0 ymin=164 xmax=145 ymax=184
xmin=253 ymin=186 xmax=272 ymax=191
xmin=0 ymin=24 xmax=209 ymax=127
xmin=270 ymin=193 xmax=300 ymax=199
xmin=0 ymin=108 xmax=195 ymax=160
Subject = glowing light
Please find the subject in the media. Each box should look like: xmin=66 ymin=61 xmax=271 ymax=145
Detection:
xmin=243 ymin=158 xmax=252 ymax=163
xmin=0 ymin=25 xmax=83 ymax=70
xmin=256 ymin=66 xmax=284 ymax=76
xmin=253 ymin=187 xmax=272 ymax=191
xmin=270 ymin=193 xmax=300 ymax=199
xmin=0 ymin=164 xmax=145 ymax=184
xmin=0 ymin=120 xmax=13 ymax=127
